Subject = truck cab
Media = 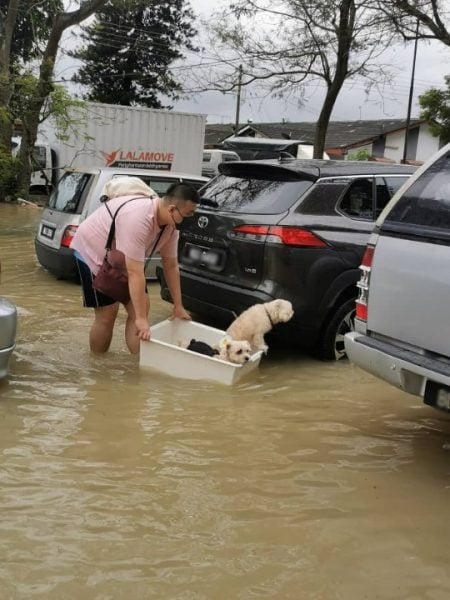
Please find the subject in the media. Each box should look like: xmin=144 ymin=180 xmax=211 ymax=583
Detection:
xmin=11 ymin=137 xmax=56 ymax=194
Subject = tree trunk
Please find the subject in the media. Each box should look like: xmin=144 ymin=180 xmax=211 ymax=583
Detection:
xmin=313 ymin=78 xmax=346 ymax=159
xmin=313 ymin=0 xmax=355 ymax=159
xmin=15 ymin=0 xmax=106 ymax=197
xmin=0 ymin=0 xmax=20 ymax=150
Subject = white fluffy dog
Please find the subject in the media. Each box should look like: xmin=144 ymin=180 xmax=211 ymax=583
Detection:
xmin=178 ymin=338 xmax=252 ymax=365
xmin=217 ymin=339 xmax=252 ymax=364
xmin=227 ymin=299 xmax=294 ymax=353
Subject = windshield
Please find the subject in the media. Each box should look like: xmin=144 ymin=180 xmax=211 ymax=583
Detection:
xmin=200 ymin=175 xmax=313 ymax=214
xmin=383 ymin=153 xmax=450 ymax=231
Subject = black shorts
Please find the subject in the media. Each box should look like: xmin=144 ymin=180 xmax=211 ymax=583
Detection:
xmin=75 ymin=257 xmax=117 ymax=308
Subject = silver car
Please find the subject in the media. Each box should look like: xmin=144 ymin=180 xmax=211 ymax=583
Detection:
xmin=0 ymin=260 xmax=16 ymax=379
xmin=35 ymin=167 xmax=208 ymax=280
xmin=345 ymin=142 xmax=450 ymax=412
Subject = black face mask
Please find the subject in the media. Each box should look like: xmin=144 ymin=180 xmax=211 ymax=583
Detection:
xmin=170 ymin=207 xmax=184 ymax=229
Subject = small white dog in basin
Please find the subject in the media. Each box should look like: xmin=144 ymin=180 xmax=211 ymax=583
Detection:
xmin=227 ymin=299 xmax=294 ymax=353
xmin=178 ymin=338 xmax=253 ymax=364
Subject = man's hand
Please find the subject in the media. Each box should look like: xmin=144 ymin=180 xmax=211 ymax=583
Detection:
xmin=170 ymin=305 xmax=191 ymax=321
xmin=135 ymin=317 xmax=151 ymax=341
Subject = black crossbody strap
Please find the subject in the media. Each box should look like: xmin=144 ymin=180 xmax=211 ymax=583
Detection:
xmin=104 ymin=196 xmax=150 ymax=250
xmin=147 ymin=225 xmax=166 ymax=259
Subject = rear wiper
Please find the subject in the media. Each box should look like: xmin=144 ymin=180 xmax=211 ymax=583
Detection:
xmin=200 ymin=197 xmax=218 ymax=208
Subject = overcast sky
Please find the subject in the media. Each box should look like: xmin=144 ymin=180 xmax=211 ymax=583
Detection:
xmin=57 ymin=0 xmax=450 ymax=126
xmin=171 ymin=0 xmax=450 ymax=125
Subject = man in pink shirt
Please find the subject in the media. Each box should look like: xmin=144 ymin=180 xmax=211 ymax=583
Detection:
xmin=71 ymin=177 xmax=199 ymax=354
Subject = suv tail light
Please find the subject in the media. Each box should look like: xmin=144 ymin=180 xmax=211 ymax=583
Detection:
xmin=356 ymin=245 xmax=374 ymax=321
xmin=232 ymin=225 xmax=327 ymax=247
xmin=61 ymin=225 xmax=78 ymax=248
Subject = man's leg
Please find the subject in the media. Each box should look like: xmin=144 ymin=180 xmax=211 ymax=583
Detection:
xmin=124 ymin=295 xmax=150 ymax=354
xmin=90 ymin=303 xmax=120 ymax=353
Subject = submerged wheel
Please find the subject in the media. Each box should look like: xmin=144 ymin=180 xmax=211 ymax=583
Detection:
xmin=317 ymin=298 xmax=356 ymax=361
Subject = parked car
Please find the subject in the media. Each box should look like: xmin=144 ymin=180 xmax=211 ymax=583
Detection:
xmin=0 ymin=261 xmax=17 ymax=380
xmin=35 ymin=167 xmax=208 ymax=280
xmin=157 ymin=158 xmax=415 ymax=360
xmin=202 ymin=149 xmax=240 ymax=178
xmin=345 ymin=143 xmax=450 ymax=411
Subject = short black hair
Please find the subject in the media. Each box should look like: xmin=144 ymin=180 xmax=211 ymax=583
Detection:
xmin=164 ymin=182 xmax=200 ymax=204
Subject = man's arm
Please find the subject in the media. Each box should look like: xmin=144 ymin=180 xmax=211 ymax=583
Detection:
xmin=125 ymin=256 xmax=151 ymax=340
xmin=161 ymin=256 xmax=191 ymax=320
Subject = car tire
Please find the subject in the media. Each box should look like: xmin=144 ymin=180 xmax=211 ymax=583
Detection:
xmin=317 ymin=298 xmax=356 ymax=361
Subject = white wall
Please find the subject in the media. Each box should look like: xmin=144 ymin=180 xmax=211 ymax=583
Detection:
xmin=416 ymin=124 xmax=440 ymax=162
xmin=347 ymin=124 xmax=440 ymax=163
xmin=383 ymin=130 xmax=404 ymax=162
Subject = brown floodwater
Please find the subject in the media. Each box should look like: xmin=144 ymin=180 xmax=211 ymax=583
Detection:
xmin=1 ymin=202 xmax=450 ymax=599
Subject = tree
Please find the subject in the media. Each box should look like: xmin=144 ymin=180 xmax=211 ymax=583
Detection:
xmin=11 ymin=0 xmax=107 ymax=196
xmin=1 ymin=0 xmax=63 ymax=62
xmin=374 ymin=0 xmax=450 ymax=45
xmin=0 ymin=0 xmax=63 ymax=149
xmin=200 ymin=0 xmax=396 ymax=158
xmin=0 ymin=0 xmax=20 ymax=149
xmin=10 ymin=72 xmax=88 ymax=190
xmin=419 ymin=75 xmax=450 ymax=144
xmin=71 ymin=0 xmax=197 ymax=108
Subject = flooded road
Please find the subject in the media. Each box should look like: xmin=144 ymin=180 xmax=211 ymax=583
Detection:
xmin=1 ymin=202 xmax=450 ymax=599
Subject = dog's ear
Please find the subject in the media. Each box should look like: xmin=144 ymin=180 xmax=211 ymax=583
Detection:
xmin=220 ymin=337 xmax=231 ymax=349
xmin=269 ymin=302 xmax=279 ymax=321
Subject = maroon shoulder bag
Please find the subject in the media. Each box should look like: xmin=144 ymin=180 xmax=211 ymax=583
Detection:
xmin=92 ymin=197 xmax=166 ymax=305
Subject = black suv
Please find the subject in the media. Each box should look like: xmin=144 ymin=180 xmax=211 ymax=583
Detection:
xmin=157 ymin=159 xmax=415 ymax=360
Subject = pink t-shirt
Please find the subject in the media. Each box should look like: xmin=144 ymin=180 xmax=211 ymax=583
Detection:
xmin=71 ymin=195 xmax=178 ymax=275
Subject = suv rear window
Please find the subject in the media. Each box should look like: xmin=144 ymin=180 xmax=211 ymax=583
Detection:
xmin=200 ymin=175 xmax=313 ymax=214
xmin=383 ymin=153 xmax=450 ymax=230
xmin=48 ymin=172 xmax=92 ymax=214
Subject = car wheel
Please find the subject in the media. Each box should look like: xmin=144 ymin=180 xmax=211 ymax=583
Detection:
xmin=317 ymin=298 xmax=356 ymax=361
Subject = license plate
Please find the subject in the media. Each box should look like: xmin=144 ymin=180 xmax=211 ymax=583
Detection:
xmin=41 ymin=225 xmax=55 ymax=239
xmin=424 ymin=381 xmax=450 ymax=411
xmin=188 ymin=245 xmax=219 ymax=266
xmin=183 ymin=243 xmax=225 ymax=272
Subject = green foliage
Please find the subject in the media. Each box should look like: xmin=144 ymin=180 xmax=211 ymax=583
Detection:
xmin=42 ymin=84 xmax=88 ymax=142
xmin=347 ymin=149 xmax=372 ymax=161
xmin=10 ymin=71 xmax=88 ymax=140
xmin=1 ymin=0 xmax=63 ymax=64
xmin=70 ymin=0 xmax=198 ymax=107
xmin=0 ymin=147 xmax=19 ymax=199
xmin=419 ymin=75 xmax=450 ymax=145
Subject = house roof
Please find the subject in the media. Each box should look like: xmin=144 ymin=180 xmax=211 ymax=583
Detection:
xmin=205 ymin=118 xmax=425 ymax=149
xmin=205 ymin=123 xmax=237 ymax=146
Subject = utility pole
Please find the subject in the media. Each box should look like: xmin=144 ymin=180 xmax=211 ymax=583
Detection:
xmin=402 ymin=18 xmax=420 ymax=164
xmin=234 ymin=64 xmax=243 ymax=133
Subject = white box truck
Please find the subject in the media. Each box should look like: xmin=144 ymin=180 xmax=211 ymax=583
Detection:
xmin=14 ymin=102 xmax=206 ymax=192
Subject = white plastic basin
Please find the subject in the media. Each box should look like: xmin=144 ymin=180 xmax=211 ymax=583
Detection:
xmin=140 ymin=319 xmax=263 ymax=385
